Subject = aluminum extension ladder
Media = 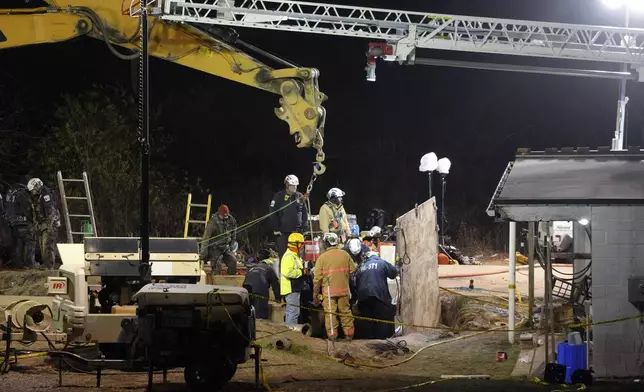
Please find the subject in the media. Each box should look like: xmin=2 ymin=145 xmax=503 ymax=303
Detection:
xmin=56 ymin=171 xmax=98 ymax=243
xmin=183 ymin=193 xmax=212 ymax=238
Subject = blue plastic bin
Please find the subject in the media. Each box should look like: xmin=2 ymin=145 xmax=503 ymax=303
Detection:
xmin=556 ymin=341 xmax=587 ymax=384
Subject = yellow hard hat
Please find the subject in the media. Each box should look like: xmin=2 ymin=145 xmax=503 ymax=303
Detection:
xmin=287 ymin=232 xmax=305 ymax=244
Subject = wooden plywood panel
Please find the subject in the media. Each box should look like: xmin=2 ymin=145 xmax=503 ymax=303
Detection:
xmin=396 ymin=198 xmax=440 ymax=334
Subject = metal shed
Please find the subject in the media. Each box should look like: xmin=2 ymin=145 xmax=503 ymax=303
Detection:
xmin=487 ymin=147 xmax=644 ymax=379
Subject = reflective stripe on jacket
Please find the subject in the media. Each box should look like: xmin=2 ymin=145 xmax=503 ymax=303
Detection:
xmin=319 ymin=202 xmax=350 ymax=236
xmin=280 ymin=249 xmax=304 ymax=296
xmin=313 ymin=247 xmax=356 ymax=297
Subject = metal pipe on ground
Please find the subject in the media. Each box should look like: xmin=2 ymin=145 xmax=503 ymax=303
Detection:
xmin=271 ymin=336 xmax=292 ymax=350
xmin=286 ymin=323 xmax=312 ymax=337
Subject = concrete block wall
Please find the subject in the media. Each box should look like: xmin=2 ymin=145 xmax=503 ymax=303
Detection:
xmin=591 ymin=206 xmax=644 ymax=378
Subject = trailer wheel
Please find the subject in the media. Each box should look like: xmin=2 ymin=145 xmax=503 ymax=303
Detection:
xmin=184 ymin=356 xmax=237 ymax=392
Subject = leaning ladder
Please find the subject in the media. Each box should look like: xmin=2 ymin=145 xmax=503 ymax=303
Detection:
xmin=183 ymin=193 xmax=212 ymax=238
xmin=56 ymin=171 xmax=98 ymax=243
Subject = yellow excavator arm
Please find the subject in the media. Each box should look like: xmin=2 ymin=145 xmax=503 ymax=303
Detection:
xmin=0 ymin=1 xmax=327 ymax=172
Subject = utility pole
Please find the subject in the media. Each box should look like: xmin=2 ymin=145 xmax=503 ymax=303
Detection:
xmin=138 ymin=2 xmax=151 ymax=285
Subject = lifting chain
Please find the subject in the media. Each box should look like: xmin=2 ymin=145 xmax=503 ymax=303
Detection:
xmin=306 ymin=129 xmax=326 ymax=196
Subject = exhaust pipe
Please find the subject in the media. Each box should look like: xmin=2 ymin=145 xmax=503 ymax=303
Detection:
xmin=286 ymin=323 xmax=312 ymax=337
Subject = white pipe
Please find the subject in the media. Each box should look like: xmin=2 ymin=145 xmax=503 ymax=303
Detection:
xmin=508 ymin=221 xmax=516 ymax=344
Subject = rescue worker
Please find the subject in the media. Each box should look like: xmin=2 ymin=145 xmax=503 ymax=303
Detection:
xmin=354 ymin=249 xmax=400 ymax=339
xmin=319 ymin=188 xmax=350 ymax=244
xmin=313 ymin=233 xmax=356 ymax=341
xmin=345 ymin=238 xmax=370 ymax=314
xmin=200 ymin=204 xmax=238 ymax=275
xmin=28 ymin=178 xmax=61 ymax=269
xmin=0 ymin=189 xmax=13 ymax=264
xmin=243 ymin=249 xmax=281 ymax=319
xmin=280 ymin=232 xmax=307 ymax=325
xmin=269 ymin=175 xmax=309 ymax=259
xmin=4 ymin=180 xmax=36 ymax=269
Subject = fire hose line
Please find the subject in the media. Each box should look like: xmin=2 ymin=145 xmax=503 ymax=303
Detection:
xmin=247 ymin=290 xmax=640 ymax=333
xmin=438 ymin=263 xmax=572 ymax=279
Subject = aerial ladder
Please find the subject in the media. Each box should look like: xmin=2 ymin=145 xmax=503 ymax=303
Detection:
xmin=159 ymin=0 xmax=644 ymax=79
xmin=158 ymin=0 xmax=644 ymax=150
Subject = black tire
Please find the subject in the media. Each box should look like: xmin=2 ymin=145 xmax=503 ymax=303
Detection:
xmin=184 ymin=356 xmax=237 ymax=392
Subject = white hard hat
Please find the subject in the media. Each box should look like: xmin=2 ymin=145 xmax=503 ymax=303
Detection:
xmin=347 ymin=238 xmax=362 ymax=256
xmin=284 ymin=175 xmax=299 ymax=186
xmin=27 ymin=178 xmax=43 ymax=192
xmin=326 ymin=187 xmax=345 ymax=199
xmin=323 ymin=233 xmax=339 ymax=247
xmin=369 ymin=226 xmax=382 ymax=237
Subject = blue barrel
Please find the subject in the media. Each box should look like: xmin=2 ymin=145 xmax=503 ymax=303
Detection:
xmin=557 ymin=342 xmax=587 ymax=383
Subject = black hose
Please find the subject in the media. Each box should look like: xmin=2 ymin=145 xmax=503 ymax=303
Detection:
xmin=71 ymin=7 xmax=143 ymax=60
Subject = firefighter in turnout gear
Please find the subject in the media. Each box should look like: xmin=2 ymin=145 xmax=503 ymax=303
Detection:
xmin=4 ymin=181 xmax=36 ymax=269
xmin=280 ymin=232 xmax=307 ymax=325
xmin=319 ymin=188 xmax=350 ymax=244
xmin=313 ymin=233 xmax=356 ymax=341
xmin=243 ymin=249 xmax=281 ymax=319
xmin=200 ymin=204 xmax=239 ymax=275
xmin=28 ymin=178 xmax=61 ymax=268
xmin=269 ymin=175 xmax=309 ymax=259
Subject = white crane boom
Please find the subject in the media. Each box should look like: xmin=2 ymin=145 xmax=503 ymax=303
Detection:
xmin=159 ymin=0 xmax=644 ymax=70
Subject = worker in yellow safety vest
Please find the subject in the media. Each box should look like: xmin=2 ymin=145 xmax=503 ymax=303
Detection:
xmin=313 ymin=233 xmax=356 ymax=341
xmin=319 ymin=188 xmax=350 ymax=244
xmin=280 ymin=232 xmax=307 ymax=325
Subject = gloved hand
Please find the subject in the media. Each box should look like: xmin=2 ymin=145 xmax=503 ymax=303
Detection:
xmin=312 ymin=294 xmax=323 ymax=307
xmin=302 ymin=268 xmax=310 ymax=276
xmin=273 ymin=231 xmax=281 ymax=236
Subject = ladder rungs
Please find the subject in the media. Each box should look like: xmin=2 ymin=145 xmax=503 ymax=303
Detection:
xmin=69 ymin=214 xmax=91 ymax=218
xmin=65 ymin=196 xmax=87 ymax=200
xmin=190 ymin=203 xmax=209 ymax=208
xmin=188 ymin=220 xmax=207 ymax=224
xmin=62 ymin=179 xmax=85 ymax=183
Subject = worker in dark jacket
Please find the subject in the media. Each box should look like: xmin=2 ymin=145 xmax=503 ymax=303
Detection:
xmin=28 ymin=178 xmax=61 ymax=269
xmin=0 ymin=190 xmax=13 ymax=264
xmin=243 ymin=249 xmax=281 ymax=319
xmin=200 ymin=204 xmax=238 ymax=275
xmin=269 ymin=175 xmax=309 ymax=259
xmin=4 ymin=181 xmax=36 ymax=269
xmin=354 ymin=250 xmax=399 ymax=339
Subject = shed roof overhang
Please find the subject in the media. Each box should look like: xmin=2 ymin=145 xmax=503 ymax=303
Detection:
xmin=487 ymin=147 xmax=644 ymax=222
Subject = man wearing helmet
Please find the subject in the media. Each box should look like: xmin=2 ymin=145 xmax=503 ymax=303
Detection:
xmin=319 ymin=187 xmax=350 ymax=244
xmin=27 ymin=178 xmax=61 ymax=268
xmin=243 ymin=248 xmax=281 ymax=319
xmin=269 ymin=175 xmax=309 ymax=259
xmin=5 ymin=177 xmax=36 ymax=269
xmin=200 ymin=204 xmax=238 ymax=275
xmin=280 ymin=232 xmax=307 ymax=325
xmin=313 ymin=233 xmax=356 ymax=341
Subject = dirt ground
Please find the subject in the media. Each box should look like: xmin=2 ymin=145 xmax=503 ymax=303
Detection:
xmin=0 ymin=268 xmax=593 ymax=392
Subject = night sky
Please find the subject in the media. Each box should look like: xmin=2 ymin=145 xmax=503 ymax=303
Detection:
xmin=1 ymin=0 xmax=642 ymax=239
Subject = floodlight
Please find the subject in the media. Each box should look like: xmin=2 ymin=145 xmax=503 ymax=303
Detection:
xmin=578 ymin=218 xmax=590 ymax=226
xmin=437 ymin=157 xmax=452 ymax=175
xmin=419 ymin=152 xmax=438 ymax=172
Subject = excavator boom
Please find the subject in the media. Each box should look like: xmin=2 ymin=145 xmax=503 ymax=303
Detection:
xmin=0 ymin=1 xmax=327 ymax=161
